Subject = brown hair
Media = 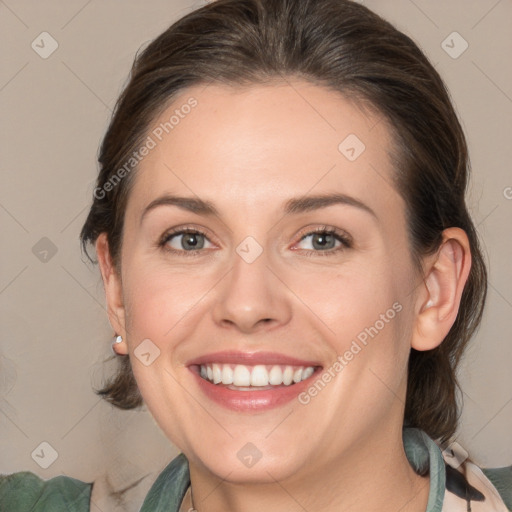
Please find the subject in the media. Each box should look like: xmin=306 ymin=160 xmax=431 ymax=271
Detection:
xmin=80 ymin=0 xmax=487 ymax=444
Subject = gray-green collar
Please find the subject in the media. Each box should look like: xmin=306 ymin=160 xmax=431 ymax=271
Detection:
xmin=140 ymin=427 xmax=445 ymax=512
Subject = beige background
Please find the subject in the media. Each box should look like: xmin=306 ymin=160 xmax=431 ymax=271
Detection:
xmin=1 ymin=0 xmax=511 ymax=507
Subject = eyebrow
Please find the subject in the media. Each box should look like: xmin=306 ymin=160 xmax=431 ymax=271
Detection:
xmin=284 ymin=193 xmax=377 ymax=219
xmin=139 ymin=192 xmax=377 ymax=225
xmin=140 ymin=196 xmax=218 ymax=225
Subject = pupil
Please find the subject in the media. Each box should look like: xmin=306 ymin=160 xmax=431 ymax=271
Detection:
xmin=183 ymin=233 xmax=204 ymax=250
xmin=313 ymin=233 xmax=334 ymax=250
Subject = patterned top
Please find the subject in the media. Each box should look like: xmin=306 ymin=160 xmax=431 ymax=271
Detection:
xmin=1 ymin=428 xmax=510 ymax=511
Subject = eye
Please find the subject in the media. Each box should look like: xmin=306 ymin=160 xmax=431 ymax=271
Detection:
xmin=159 ymin=228 xmax=214 ymax=255
xmin=293 ymin=226 xmax=352 ymax=255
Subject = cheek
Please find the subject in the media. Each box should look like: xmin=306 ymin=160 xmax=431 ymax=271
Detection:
xmin=122 ymin=259 xmax=213 ymax=342
xmin=289 ymin=260 xmax=401 ymax=342
xmin=289 ymin=255 xmax=414 ymax=390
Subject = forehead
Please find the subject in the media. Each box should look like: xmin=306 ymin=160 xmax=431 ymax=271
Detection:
xmin=126 ymin=80 xmax=402 ymax=223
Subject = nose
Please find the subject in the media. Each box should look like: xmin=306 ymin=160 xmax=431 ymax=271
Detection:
xmin=211 ymin=246 xmax=293 ymax=334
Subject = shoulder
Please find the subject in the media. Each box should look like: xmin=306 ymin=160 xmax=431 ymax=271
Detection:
xmin=0 ymin=470 xmax=92 ymax=512
xmin=440 ymin=442 xmax=512 ymax=512
xmin=139 ymin=453 xmax=190 ymax=512
xmin=403 ymin=428 xmax=512 ymax=511
xmin=482 ymin=465 xmax=512 ymax=509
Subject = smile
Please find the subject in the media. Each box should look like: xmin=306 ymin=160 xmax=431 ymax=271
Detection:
xmin=187 ymin=351 xmax=323 ymax=411
xmin=199 ymin=363 xmax=315 ymax=389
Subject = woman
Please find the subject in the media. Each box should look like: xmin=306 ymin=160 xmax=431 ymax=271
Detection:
xmin=1 ymin=0 xmax=510 ymax=510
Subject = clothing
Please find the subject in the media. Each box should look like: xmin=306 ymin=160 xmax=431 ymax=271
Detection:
xmin=1 ymin=428 xmax=510 ymax=511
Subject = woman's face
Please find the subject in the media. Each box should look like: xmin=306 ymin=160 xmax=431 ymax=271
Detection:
xmin=112 ymin=81 xmax=424 ymax=481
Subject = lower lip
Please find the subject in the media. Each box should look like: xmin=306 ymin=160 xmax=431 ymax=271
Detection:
xmin=189 ymin=366 xmax=321 ymax=411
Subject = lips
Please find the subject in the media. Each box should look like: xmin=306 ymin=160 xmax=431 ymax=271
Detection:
xmin=187 ymin=351 xmax=322 ymax=411
xmin=187 ymin=350 xmax=322 ymax=367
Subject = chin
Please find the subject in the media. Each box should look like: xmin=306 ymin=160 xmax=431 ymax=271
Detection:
xmin=188 ymin=439 xmax=309 ymax=484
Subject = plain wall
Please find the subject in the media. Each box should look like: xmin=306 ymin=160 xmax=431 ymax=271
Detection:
xmin=1 ymin=0 xmax=511 ymax=505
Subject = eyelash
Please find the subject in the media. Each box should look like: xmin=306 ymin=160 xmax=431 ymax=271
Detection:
xmin=157 ymin=225 xmax=353 ymax=257
xmin=158 ymin=226 xmax=216 ymax=258
xmin=295 ymin=225 xmax=353 ymax=257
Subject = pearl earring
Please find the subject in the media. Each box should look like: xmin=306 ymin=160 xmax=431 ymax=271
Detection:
xmin=111 ymin=334 xmax=123 ymax=355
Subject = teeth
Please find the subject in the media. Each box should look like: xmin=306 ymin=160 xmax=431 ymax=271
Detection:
xmin=251 ymin=365 xmax=269 ymax=386
xmin=283 ymin=366 xmax=294 ymax=385
xmin=269 ymin=365 xmax=283 ymax=385
xmin=221 ymin=364 xmax=234 ymax=385
xmin=302 ymin=367 xmax=314 ymax=380
xmin=198 ymin=363 xmax=317 ymax=387
xmin=212 ymin=363 xmax=222 ymax=384
xmin=233 ymin=365 xmax=251 ymax=386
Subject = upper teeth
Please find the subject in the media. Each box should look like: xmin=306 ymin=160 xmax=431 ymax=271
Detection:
xmin=200 ymin=364 xmax=315 ymax=386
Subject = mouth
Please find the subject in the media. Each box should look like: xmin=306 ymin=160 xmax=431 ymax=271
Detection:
xmin=195 ymin=363 xmax=316 ymax=390
xmin=187 ymin=351 xmax=323 ymax=411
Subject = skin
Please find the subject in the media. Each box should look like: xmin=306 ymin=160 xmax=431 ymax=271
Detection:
xmin=96 ymin=80 xmax=471 ymax=512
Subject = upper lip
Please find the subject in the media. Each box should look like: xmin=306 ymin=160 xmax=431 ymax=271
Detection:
xmin=187 ymin=351 xmax=322 ymax=367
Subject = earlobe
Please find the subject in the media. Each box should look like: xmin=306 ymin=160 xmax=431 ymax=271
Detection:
xmin=95 ymin=233 xmax=128 ymax=355
xmin=411 ymin=228 xmax=472 ymax=351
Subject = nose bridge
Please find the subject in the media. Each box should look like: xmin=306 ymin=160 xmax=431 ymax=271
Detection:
xmin=211 ymin=238 xmax=292 ymax=332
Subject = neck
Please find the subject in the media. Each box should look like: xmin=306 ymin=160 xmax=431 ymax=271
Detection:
xmin=185 ymin=424 xmax=430 ymax=512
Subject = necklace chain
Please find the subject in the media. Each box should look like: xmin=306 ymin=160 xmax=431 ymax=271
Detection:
xmin=190 ymin=485 xmax=197 ymax=511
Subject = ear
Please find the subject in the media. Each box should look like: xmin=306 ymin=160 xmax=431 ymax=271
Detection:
xmin=411 ymin=227 xmax=472 ymax=351
xmin=95 ymin=232 xmax=128 ymax=355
